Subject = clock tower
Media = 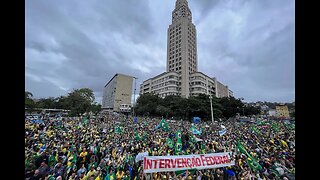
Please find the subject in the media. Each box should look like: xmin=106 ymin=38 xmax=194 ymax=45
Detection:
xmin=166 ymin=0 xmax=197 ymax=98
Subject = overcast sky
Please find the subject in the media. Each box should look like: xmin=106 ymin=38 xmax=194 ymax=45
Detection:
xmin=25 ymin=0 xmax=295 ymax=104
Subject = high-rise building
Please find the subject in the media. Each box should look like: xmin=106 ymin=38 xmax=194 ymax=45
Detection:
xmin=102 ymin=73 xmax=133 ymax=112
xmin=140 ymin=0 xmax=233 ymax=99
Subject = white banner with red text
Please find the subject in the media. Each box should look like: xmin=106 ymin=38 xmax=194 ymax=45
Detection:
xmin=143 ymin=152 xmax=235 ymax=173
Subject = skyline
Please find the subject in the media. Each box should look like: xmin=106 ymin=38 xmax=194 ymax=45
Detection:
xmin=25 ymin=0 xmax=295 ymax=104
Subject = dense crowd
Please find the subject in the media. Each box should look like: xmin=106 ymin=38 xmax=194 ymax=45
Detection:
xmin=25 ymin=113 xmax=295 ymax=180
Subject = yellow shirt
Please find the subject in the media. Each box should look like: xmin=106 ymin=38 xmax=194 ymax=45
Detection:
xmin=80 ymin=151 xmax=88 ymax=157
xmin=116 ymin=171 xmax=124 ymax=180
xmin=281 ymin=140 xmax=288 ymax=147
xmin=86 ymin=170 xmax=96 ymax=177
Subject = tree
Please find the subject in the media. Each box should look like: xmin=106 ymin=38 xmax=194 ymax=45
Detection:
xmin=90 ymin=103 xmax=102 ymax=114
xmin=25 ymin=91 xmax=36 ymax=110
xmin=244 ymin=106 xmax=261 ymax=116
xmin=219 ymin=97 xmax=244 ymax=119
xmin=135 ymin=93 xmax=162 ymax=116
xmin=36 ymin=97 xmax=56 ymax=109
xmin=64 ymin=88 xmax=95 ymax=116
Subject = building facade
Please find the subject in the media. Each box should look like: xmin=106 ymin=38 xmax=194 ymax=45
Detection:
xmin=276 ymin=105 xmax=290 ymax=118
xmin=140 ymin=0 xmax=232 ymax=99
xmin=102 ymin=73 xmax=133 ymax=112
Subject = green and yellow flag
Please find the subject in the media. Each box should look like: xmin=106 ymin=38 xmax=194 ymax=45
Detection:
xmin=236 ymin=141 xmax=262 ymax=171
xmin=155 ymin=118 xmax=169 ymax=132
xmin=175 ymin=129 xmax=182 ymax=154
xmin=166 ymin=137 xmax=174 ymax=148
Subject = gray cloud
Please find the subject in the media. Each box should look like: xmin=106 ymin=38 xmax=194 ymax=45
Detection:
xmin=26 ymin=0 xmax=294 ymax=103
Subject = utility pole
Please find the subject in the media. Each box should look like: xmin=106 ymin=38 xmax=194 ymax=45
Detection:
xmin=209 ymin=95 xmax=214 ymax=124
xmin=133 ymin=77 xmax=138 ymax=117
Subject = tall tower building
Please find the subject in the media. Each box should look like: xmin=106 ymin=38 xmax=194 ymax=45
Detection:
xmin=140 ymin=0 xmax=233 ymax=99
xmin=166 ymin=0 xmax=197 ymax=98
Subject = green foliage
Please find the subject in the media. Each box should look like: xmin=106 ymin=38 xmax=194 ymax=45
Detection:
xmin=219 ymin=96 xmax=244 ymax=119
xmin=244 ymin=106 xmax=261 ymax=116
xmin=64 ymin=88 xmax=95 ymax=116
xmin=90 ymin=103 xmax=102 ymax=114
xmin=25 ymin=91 xmax=36 ymax=110
xmin=134 ymin=93 xmax=261 ymax=120
xmin=26 ymin=88 xmax=100 ymax=116
xmin=36 ymin=97 xmax=56 ymax=109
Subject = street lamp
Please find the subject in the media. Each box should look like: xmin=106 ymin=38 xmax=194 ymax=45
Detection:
xmin=209 ymin=95 xmax=214 ymax=124
xmin=133 ymin=77 xmax=138 ymax=117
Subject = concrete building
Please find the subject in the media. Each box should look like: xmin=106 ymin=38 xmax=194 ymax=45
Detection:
xmin=102 ymin=73 xmax=133 ymax=112
xmin=268 ymin=109 xmax=276 ymax=117
xmin=276 ymin=105 xmax=290 ymax=118
xmin=140 ymin=0 xmax=232 ymax=99
xmin=215 ymin=80 xmax=230 ymax=98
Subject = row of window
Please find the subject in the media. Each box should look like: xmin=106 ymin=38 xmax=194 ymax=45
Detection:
xmin=169 ymin=24 xmax=182 ymax=32
xmin=190 ymin=87 xmax=207 ymax=92
xmin=169 ymin=53 xmax=181 ymax=60
xmin=170 ymin=30 xmax=181 ymax=36
xmin=169 ymin=57 xmax=182 ymax=63
xmin=169 ymin=66 xmax=182 ymax=72
xmin=187 ymin=40 xmax=196 ymax=47
xmin=169 ymin=69 xmax=182 ymax=74
xmin=170 ymin=44 xmax=181 ymax=51
xmin=152 ymin=76 xmax=179 ymax=85
xmin=170 ymin=39 xmax=182 ymax=47
xmin=169 ymin=47 xmax=181 ymax=53
xmin=169 ymin=62 xmax=182 ymax=67
xmin=159 ymin=92 xmax=181 ymax=98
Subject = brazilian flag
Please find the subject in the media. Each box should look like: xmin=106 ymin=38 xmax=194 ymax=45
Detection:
xmin=247 ymin=157 xmax=262 ymax=171
xmin=175 ymin=129 xmax=182 ymax=154
xmin=236 ymin=141 xmax=249 ymax=155
xmin=155 ymin=118 xmax=169 ymax=132
xmin=237 ymin=141 xmax=262 ymax=171
xmin=166 ymin=137 xmax=174 ymax=148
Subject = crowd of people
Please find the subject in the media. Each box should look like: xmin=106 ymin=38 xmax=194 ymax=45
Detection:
xmin=25 ymin=113 xmax=295 ymax=180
